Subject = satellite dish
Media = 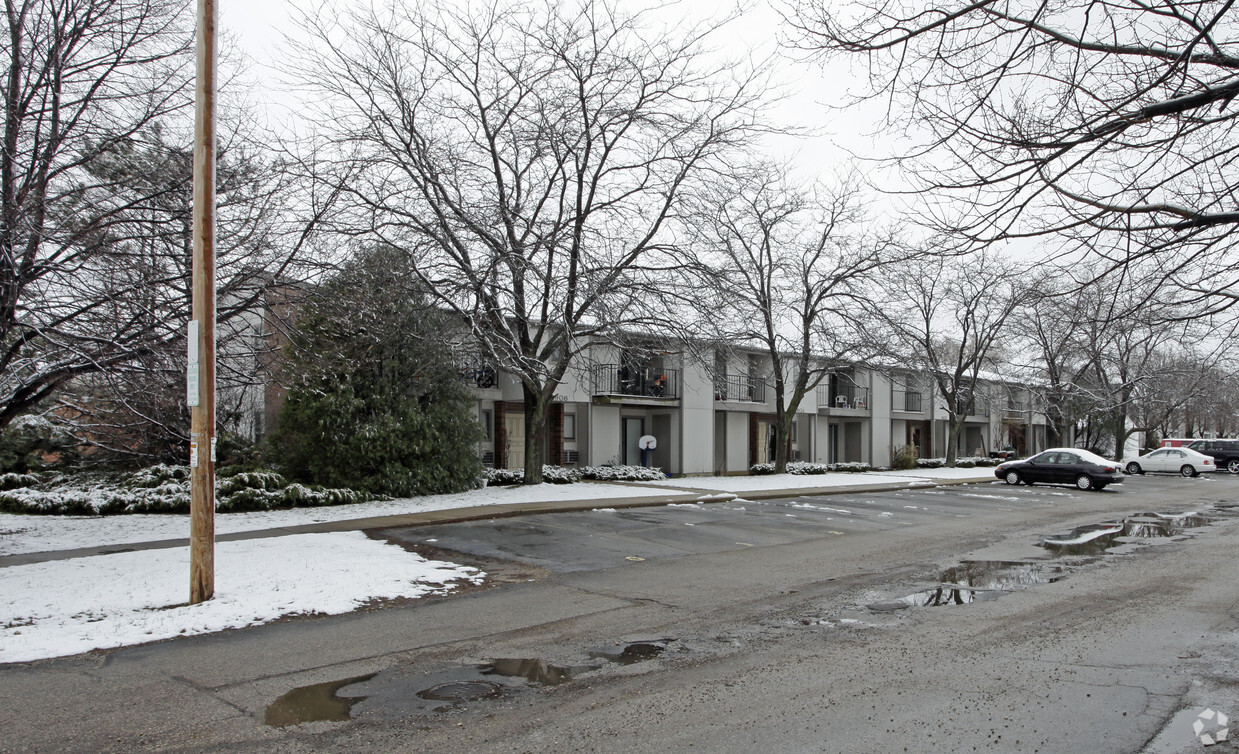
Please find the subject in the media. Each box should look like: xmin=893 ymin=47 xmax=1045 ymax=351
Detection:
xmin=639 ymin=435 xmax=657 ymax=450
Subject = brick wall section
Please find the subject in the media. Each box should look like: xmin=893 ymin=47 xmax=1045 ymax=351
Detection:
xmin=748 ymin=413 xmax=758 ymax=467
xmin=494 ymin=402 xmax=507 ymax=468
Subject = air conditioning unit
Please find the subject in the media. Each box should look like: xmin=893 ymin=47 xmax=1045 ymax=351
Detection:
xmin=793 ymin=449 xmax=802 ymax=461
xmin=481 ymin=450 xmax=495 ymax=466
xmin=564 ymin=450 xmax=580 ymax=465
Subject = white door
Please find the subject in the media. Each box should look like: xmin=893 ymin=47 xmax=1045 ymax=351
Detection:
xmin=1144 ymin=449 xmax=1171 ymax=472
xmin=505 ymin=414 xmax=525 ymax=469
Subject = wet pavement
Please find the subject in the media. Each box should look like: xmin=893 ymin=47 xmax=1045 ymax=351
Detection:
xmin=376 ymin=478 xmax=1220 ymax=574
xmin=7 ymin=474 xmax=1239 ymax=753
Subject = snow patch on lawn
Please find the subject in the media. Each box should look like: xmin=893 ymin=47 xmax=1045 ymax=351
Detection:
xmin=0 ymin=532 xmax=480 ymax=663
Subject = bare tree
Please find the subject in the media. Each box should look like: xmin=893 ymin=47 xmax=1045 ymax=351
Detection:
xmin=872 ymin=252 xmax=1022 ymax=466
xmin=683 ymin=163 xmax=899 ymax=472
xmin=1070 ymin=275 xmax=1223 ymax=458
xmin=0 ymin=0 xmax=196 ymax=432
xmin=1012 ymin=272 xmax=1101 ymax=447
xmin=37 ymin=110 xmax=330 ymax=463
xmin=298 ymin=0 xmax=767 ymax=483
xmin=788 ymin=0 xmax=1239 ymax=311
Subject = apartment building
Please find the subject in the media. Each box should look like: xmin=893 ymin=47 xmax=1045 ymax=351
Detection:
xmin=468 ymin=341 xmax=1050 ymax=475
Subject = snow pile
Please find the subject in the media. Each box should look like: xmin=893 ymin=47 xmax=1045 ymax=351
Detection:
xmin=0 ymin=532 xmax=482 ymax=663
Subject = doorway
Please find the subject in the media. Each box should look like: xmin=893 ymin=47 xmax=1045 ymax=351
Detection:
xmin=622 ymin=417 xmax=644 ymax=466
xmin=504 ymin=413 xmax=525 ymax=469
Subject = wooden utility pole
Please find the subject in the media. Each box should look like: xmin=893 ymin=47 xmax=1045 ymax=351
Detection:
xmin=189 ymin=0 xmax=217 ymax=604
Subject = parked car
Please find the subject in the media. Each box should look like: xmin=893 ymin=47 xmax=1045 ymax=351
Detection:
xmin=1124 ymin=446 xmax=1218 ymax=477
xmin=994 ymin=448 xmax=1124 ymax=491
xmin=1185 ymin=439 xmax=1239 ymax=474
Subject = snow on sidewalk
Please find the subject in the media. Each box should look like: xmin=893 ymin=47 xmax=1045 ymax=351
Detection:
xmin=0 ymin=532 xmax=481 ymax=664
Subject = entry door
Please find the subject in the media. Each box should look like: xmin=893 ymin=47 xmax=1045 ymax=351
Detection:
xmin=505 ymin=414 xmax=525 ymax=469
xmin=756 ymin=420 xmax=771 ymax=463
xmin=828 ymin=424 xmax=838 ymax=464
xmin=623 ymin=417 xmax=644 ymax=466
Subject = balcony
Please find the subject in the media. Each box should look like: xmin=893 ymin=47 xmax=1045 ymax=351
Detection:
xmin=714 ymin=374 xmax=766 ymax=403
xmin=817 ymin=383 xmax=870 ymax=411
xmin=893 ymin=390 xmax=924 ymax=412
xmin=592 ymin=364 xmax=679 ymax=399
xmin=1002 ymin=402 xmax=1030 ymax=420
xmin=955 ymin=398 xmax=989 ymax=417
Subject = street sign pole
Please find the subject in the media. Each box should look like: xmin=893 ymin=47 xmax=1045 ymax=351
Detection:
xmin=189 ymin=0 xmax=217 ymax=604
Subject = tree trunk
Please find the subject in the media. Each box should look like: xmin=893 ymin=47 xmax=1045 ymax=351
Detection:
xmin=522 ymin=385 xmax=548 ymax=485
xmin=945 ymin=414 xmax=962 ymax=467
xmin=772 ymin=417 xmax=792 ymax=473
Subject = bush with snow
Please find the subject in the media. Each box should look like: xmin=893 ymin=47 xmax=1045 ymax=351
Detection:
xmin=483 ymin=464 xmax=666 ymax=484
xmin=0 ymin=466 xmax=372 ymax=516
xmin=749 ymin=461 xmax=872 ymax=475
xmin=580 ymin=465 xmax=666 ymax=481
xmin=916 ymin=456 xmax=1000 ymax=468
xmin=485 ymin=465 xmax=585 ymax=485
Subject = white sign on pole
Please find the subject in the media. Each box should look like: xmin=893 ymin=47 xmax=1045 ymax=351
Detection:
xmin=187 ymin=320 xmax=199 ymax=407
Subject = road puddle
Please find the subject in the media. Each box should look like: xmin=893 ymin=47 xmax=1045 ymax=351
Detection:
xmin=264 ymin=672 xmax=377 ymax=727
xmin=1041 ymin=512 xmax=1218 ymax=556
xmin=482 ymin=659 xmax=600 ymax=686
xmin=868 ymin=561 xmax=1065 ymax=612
xmin=589 ymin=641 xmax=666 ymax=664
xmin=265 ymin=642 xmax=669 ymax=726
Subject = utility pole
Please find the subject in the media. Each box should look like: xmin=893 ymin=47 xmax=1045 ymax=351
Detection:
xmin=189 ymin=0 xmax=217 ymax=604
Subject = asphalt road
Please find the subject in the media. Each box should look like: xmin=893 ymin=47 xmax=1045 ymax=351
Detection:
xmin=4 ymin=474 xmax=1239 ymax=753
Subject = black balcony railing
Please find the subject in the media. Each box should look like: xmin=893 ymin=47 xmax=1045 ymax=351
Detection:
xmin=1003 ymin=402 xmax=1029 ymax=419
xmin=955 ymin=398 xmax=989 ymax=417
xmin=893 ymin=390 xmax=923 ymax=412
xmin=817 ymin=383 xmax=870 ymax=410
xmin=714 ymin=373 xmax=766 ymax=402
xmin=592 ymin=364 xmax=680 ymax=399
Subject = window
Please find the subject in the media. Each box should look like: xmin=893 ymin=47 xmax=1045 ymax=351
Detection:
xmin=563 ymin=413 xmax=576 ymax=440
xmin=480 ymin=409 xmax=493 ymax=441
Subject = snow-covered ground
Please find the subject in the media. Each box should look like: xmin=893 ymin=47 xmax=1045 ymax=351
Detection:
xmin=0 ymin=480 xmax=682 ymax=557
xmin=0 ymin=468 xmax=995 ymax=663
xmin=0 ymin=532 xmax=481 ymax=664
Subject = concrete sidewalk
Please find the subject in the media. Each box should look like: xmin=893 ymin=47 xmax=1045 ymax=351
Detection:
xmin=0 ymin=472 xmax=996 ymax=567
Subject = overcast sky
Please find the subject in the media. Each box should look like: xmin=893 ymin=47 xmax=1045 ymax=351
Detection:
xmin=213 ymin=0 xmax=887 ymax=183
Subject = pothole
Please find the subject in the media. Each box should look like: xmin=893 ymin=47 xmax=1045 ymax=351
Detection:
xmin=481 ymin=659 xmax=600 ymax=686
xmin=589 ymin=641 xmax=666 ymax=665
xmin=1040 ymin=510 xmax=1221 ymax=556
xmin=867 ymin=561 xmax=1066 ymax=612
xmin=264 ymin=641 xmax=672 ymax=726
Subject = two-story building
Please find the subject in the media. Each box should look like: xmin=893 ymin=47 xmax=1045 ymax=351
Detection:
xmin=464 ymin=340 xmax=1049 ymax=475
